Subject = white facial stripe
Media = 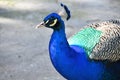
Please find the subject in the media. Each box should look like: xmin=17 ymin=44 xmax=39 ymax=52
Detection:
xmin=49 ymin=19 xmax=58 ymax=27
xmin=45 ymin=20 xmax=49 ymax=24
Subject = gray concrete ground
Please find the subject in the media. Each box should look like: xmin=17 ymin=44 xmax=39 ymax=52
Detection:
xmin=0 ymin=0 xmax=120 ymax=80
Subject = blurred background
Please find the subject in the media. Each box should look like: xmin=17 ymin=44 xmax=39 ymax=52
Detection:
xmin=0 ymin=0 xmax=120 ymax=80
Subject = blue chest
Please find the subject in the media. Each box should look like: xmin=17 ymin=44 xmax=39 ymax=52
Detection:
xmin=49 ymin=39 xmax=105 ymax=80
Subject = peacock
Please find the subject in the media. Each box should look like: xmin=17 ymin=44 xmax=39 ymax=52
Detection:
xmin=36 ymin=3 xmax=120 ymax=80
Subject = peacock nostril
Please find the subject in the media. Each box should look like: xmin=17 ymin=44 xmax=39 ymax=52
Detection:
xmin=35 ymin=22 xmax=45 ymax=28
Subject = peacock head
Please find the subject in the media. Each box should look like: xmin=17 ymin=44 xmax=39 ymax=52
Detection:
xmin=40 ymin=13 xmax=62 ymax=30
xmin=36 ymin=3 xmax=71 ymax=30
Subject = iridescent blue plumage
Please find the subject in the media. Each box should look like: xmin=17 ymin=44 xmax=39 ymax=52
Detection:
xmin=36 ymin=4 xmax=120 ymax=80
xmin=48 ymin=14 xmax=103 ymax=80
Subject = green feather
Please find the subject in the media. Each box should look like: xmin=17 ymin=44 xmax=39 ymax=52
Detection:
xmin=68 ymin=27 xmax=102 ymax=56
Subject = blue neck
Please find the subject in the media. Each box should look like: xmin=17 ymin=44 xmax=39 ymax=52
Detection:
xmin=49 ymin=20 xmax=71 ymax=58
xmin=49 ymin=20 xmax=86 ymax=58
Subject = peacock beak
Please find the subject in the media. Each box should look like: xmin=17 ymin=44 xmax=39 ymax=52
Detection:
xmin=35 ymin=22 xmax=45 ymax=28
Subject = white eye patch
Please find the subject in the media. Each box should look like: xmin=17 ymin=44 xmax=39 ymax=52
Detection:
xmin=45 ymin=20 xmax=49 ymax=24
xmin=49 ymin=19 xmax=58 ymax=27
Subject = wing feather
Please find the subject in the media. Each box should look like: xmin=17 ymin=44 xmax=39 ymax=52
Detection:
xmin=89 ymin=20 xmax=120 ymax=62
xmin=68 ymin=20 xmax=120 ymax=62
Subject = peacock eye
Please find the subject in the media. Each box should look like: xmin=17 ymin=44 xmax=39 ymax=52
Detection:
xmin=49 ymin=19 xmax=58 ymax=27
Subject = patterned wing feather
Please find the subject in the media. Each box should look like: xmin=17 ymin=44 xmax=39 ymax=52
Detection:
xmin=68 ymin=20 xmax=120 ymax=62
xmin=89 ymin=20 xmax=120 ymax=62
